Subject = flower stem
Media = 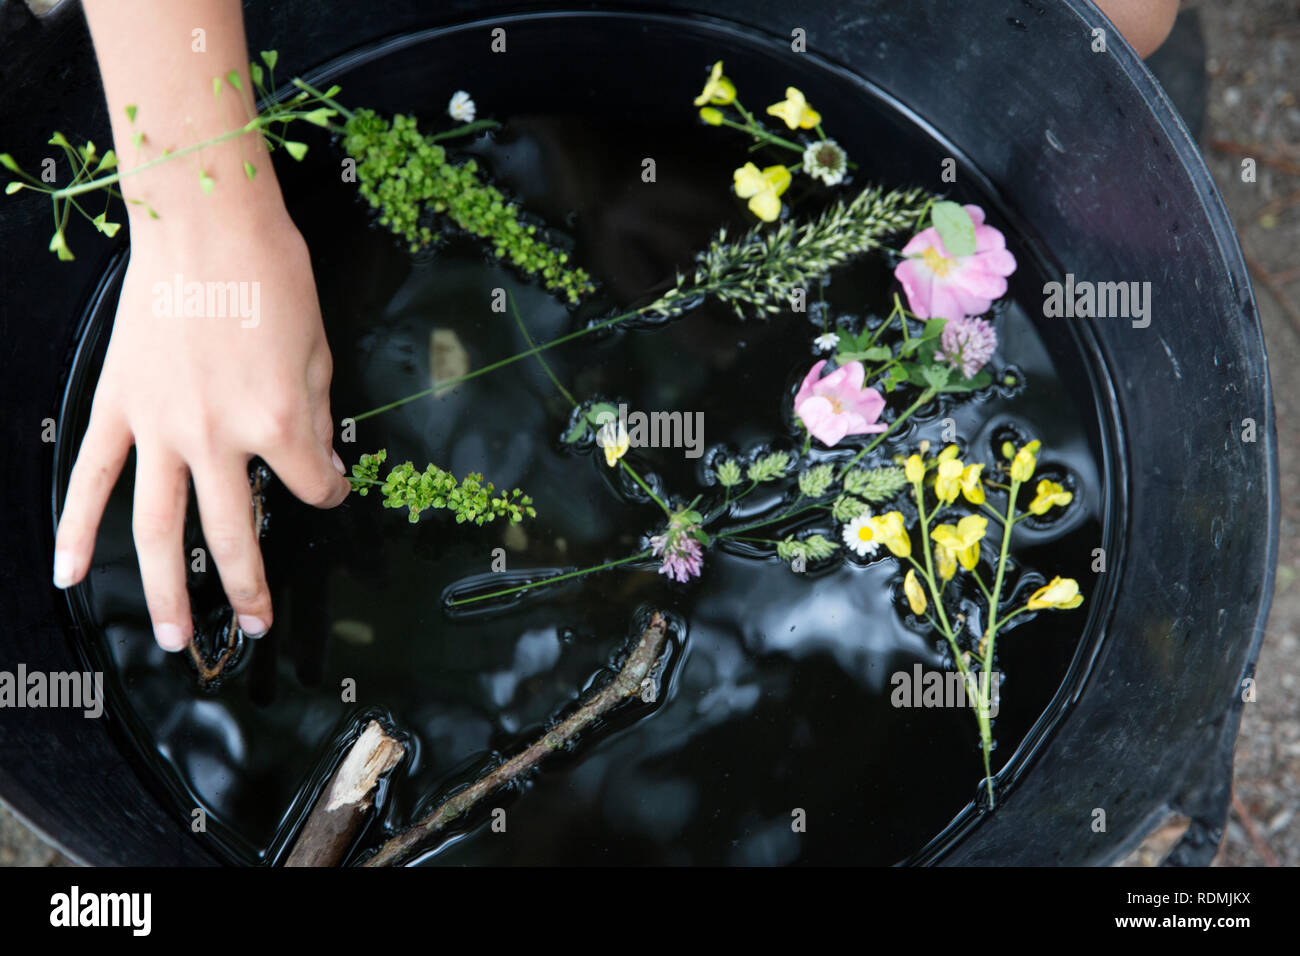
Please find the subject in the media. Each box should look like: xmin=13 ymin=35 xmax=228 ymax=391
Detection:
xmin=992 ymin=605 xmax=1032 ymax=633
xmin=836 ymin=386 xmax=936 ymax=477
xmin=505 ymin=289 xmax=669 ymax=519
xmin=975 ymin=476 xmax=1021 ymax=807
xmin=289 ymin=77 xmax=355 ymax=120
xmin=350 ymin=308 xmax=639 ymax=421
xmin=446 ymin=551 xmax=651 ymax=607
xmin=620 ymin=461 xmax=672 ymax=517
xmin=427 ymin=119 xmax=501 ymax=142
xmin=716 ymin=497 xmax=820 ymax=540
xmin=506 ymin=289 xmax=578 ymax=406
xmin=912 ymin=483 xmax=954 ymax=640
xmin=50 ymin=120 xmax=261 ymax=200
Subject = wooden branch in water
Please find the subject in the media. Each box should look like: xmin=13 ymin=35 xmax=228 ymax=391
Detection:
xmin=189 ymin=467 xmax=267 ymax=684
xmin=363 ymin=611 xmax=670 ymax=867
xmin=285 ymin=719 xmax=407 ymax=867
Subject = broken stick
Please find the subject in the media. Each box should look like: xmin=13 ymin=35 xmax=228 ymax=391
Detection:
xmin=189 ymin=467 xmax=268 ymax=685
xmin=363 ymin=611 xmax=669 ymax=867
xmin=285 ymin=719 xmax=407 ymax=867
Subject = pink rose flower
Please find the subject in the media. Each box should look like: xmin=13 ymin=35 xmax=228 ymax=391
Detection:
xmin=893 ymin=204 xmax=1017 ymax=320
xmin=794 ymin=359 xmax=888 ymax=447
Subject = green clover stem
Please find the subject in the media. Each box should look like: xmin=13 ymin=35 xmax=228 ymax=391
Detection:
xmin=619 ymin=462 xmax=672 ymax=517
xmin=445 ymin=551 xmax=653 ymax=607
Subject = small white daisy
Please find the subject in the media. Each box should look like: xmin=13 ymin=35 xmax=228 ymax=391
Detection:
xmin=448 ymin=90 xmax=476 ymax=123
xmin=813 ymin=331 xmax=840 ymax=352
xmin=802 ymin=139 xmax=848 ymax=186
xmin=842 ymin=512 xmax=880 ymax=558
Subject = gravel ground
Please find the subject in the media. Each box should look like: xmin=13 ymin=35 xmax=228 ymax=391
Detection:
xmin=2 ymin=0 xmax=1296 ymax=867
xmin=1180 ymin=0 xmax=1300 ymax=868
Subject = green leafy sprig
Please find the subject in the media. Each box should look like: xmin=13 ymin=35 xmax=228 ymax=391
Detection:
xmin=2 ymin=51 xmax=336 ymax=261
xmin=350 ymin=449 xmax=536 ymax=526
xmin=342 ymin=109 xmax=594 ymax=303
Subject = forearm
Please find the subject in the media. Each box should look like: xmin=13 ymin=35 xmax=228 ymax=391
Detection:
xmin=82 ymin=0 xmax=286 ymax=232
xmin=1094 ymin=0 xmax=1179 ymax=58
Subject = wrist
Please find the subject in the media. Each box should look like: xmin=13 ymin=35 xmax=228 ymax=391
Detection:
xmin=123 ymin=135 xmax=295 ymax=239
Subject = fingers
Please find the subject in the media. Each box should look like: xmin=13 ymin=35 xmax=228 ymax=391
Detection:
xmin=191 ymin=458 xmax=273 ymax=638
xmin=261 ymin=415 xmax=350 ymax=511
xmin=307 ymin=349 xmax=343 ymax=477
xmin=308 ymin=376 xmax=340 ymax=472
xmin=54 ymin=406 xmax=132 ymax=589
xmin=130 ymin=445 xmax=193 ymax=652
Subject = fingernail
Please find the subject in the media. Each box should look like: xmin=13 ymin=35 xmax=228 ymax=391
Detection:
xmin=239 ymin=615 xmax=268 ymax=638
xmin=52 ymin=551 xmax=76 ymax=589
xmin=154 ymin=623 xmax=188 ymax=652
xmin=331 ymin=450 xmax=345 ymax=475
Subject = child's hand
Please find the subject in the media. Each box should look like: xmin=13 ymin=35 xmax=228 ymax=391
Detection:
xmin=53 ymin=195 xmax=350 ymax=651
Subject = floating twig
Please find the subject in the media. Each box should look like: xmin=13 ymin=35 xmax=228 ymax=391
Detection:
xmin=285 ymin=719 xmax=407 ymax=867
xmin=1210 ymin=138 xmax=1300 ymax=176
xmin=187 ymin=467 xmax=266 ymax=685
xmin=363 ymin=612 xmax=670 ymax=866
xmin=1231 ymin=788 xmax=1280 ymax=867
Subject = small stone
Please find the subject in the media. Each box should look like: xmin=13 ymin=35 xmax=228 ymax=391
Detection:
xmin=429 ymin=328 xmax=470 ymax=388
xmin=331 ymin=619 xmax=375 ymax=645
xmin=503 ymin=522 xmax=528 ymax=552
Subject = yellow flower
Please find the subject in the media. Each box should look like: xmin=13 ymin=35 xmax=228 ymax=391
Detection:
xmin=1010 ymin=439 xmax=1041 ymax=483
xmin=930 ymin=514 xmax=988 ymax=571
xmin=733 ymin=162 xmax=791 ymax=222
xmin=766 ymin=86 xmax=821 ymax=130
xmin=869 ymin=511 xmax=911 ymax=559
xmin=698 ymin=106 xmax=724 ymax=125
xmin=1028 ymin=479 xmax=1072 ymax=515
xmin=904 ymin=569 xmax=927 ymax=615
xmin=905 ymin=453 xmax=925 ymax=484
xmin=960 ymin=462 xmax=986 ymax=505
xmin=935 ymin=541 xmax=957 ymax=582
xmin=693 ymin=60 xmax=736 ymax=106
xmin=937 ymin=444 xmax=960 ymax=463
xmin=934 ymin=458 xmax=964 ymax=505
xmin=1026 ymin=576 xmax=1084 ymax=611
xmin=600 ymin=420 xmax=629 ymax=467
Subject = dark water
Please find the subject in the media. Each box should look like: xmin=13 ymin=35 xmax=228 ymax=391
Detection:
xmin=58 ymin=14 xmax=1108 ymax=864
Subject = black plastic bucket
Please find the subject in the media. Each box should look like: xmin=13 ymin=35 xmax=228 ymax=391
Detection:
xmin=0 ymin=0 xmax=1277 ymax=865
